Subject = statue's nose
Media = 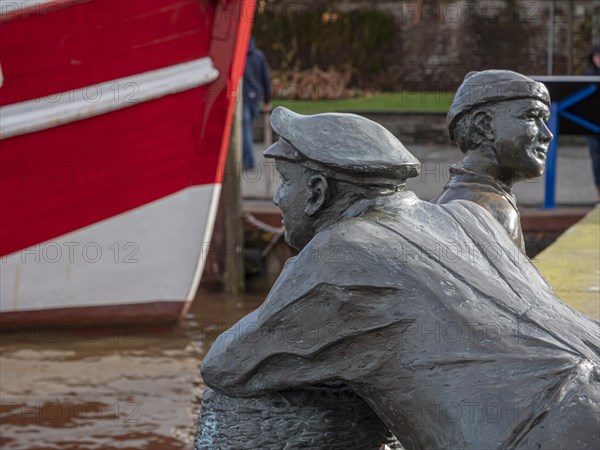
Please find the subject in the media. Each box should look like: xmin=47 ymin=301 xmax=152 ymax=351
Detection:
xmin=539 ymin=120 xmax=553 ymax=144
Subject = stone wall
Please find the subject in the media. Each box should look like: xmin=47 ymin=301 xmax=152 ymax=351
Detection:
xmin=254 ymin=0 xmax=598 ymax=92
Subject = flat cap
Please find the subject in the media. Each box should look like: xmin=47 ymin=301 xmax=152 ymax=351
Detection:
xmin=264 ymin=107 xmax=420 ymax=185
xmin=447 ymin=70 xmax=550 ymax=140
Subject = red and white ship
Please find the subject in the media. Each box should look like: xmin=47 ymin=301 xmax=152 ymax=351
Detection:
xmin=0 ymin=0 xmax=255 ymax=328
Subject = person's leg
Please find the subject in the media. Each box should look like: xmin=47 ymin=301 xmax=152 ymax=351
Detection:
xmin=587 ymin=136 xmax=600 ymax=202
xmin=242 ymin=102 xmax=257 ymax=169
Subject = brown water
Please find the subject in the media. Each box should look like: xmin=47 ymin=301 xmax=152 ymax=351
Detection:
xmin=0 ymin=288 xmax=266 ymax=450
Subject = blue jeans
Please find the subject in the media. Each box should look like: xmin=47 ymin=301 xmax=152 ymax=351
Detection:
xmin=588 ymin=136 xmax=600 ymax=188
xmin=243 ymin=102 xmax=259 ymax=169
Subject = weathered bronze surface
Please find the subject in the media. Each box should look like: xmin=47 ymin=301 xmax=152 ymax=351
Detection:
xmin=432 ymin=70 xmax=553 ymax=251
xmin=200 ymin=107 xmax=599 ymax=450
xmin=195 ymin=386 xmax=402 ymax=449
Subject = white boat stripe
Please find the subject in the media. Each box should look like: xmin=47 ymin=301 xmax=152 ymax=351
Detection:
xmin=0 ymin=0 xmax=56 ymax=16
xmin=0 ymin=57 xmax=219 ymax=139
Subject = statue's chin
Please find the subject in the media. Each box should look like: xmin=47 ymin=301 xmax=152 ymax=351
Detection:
xmin=284 ymin=231 xmax=310 ymax=252
xmin=283 ymin=231 xmax=300 ymax=251
xmin=523 ymin=161 xmax=546 ymax=180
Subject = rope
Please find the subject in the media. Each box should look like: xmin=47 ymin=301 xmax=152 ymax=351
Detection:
xmin=243 ymin=212 xmax=285 ymax=234
xmin=243 ymin=212 xmax=286 ymax=259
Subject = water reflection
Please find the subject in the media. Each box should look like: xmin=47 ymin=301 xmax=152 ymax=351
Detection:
xmin=0 ymin=287 xmax=266 ymax=449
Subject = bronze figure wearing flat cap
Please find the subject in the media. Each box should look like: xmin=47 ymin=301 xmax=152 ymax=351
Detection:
xmin=202 ymin=108 xmax=599 ymax=450
xmin=432 ymin=70 xmax=553 ymax=251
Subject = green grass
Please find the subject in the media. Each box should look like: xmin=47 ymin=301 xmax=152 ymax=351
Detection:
xmin=535 ymin=207 xmax=600 ymax=321
xmin=272 ymin=92 xmax=454 ymax=114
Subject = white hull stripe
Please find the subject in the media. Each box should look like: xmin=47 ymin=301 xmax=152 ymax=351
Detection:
xmin=0 ymin=57 xmax=219 ymax=139
xmin=0 ymin=0 xmax=56 ymax=15
xmin=0 ymin=184 xmax=220 ymax=312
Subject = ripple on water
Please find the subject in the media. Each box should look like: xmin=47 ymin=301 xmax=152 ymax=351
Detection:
xmin=0 ymin=289 xmax=266 ymax=449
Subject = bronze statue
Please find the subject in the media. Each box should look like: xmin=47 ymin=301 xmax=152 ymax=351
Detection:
xmin=195 ymin=384 xmax=401 ymax=449
xmin=432 ymin=70 xmax=553 ymax=251
xmin=201 ymin=107 xmax=599 ymax=449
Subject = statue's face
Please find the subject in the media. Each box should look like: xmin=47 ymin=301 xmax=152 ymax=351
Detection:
xmin=273 ymin=160 xmax=315 ymax=250
xmin=490 ymin=99 xmax=552 ymax=180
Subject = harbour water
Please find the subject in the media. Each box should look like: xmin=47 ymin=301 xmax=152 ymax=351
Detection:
xmin=0 ymin=288 xmax=266 ymax=449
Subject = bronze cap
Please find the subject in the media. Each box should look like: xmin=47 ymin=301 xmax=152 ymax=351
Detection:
xmin=264 ymin=107 xmax=421 ymax=185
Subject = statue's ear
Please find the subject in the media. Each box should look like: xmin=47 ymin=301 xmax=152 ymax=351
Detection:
xmin=472 ymin=110 xmax=494 ymax=141
xmin=304 ymin=174 xmax=328 ymax=217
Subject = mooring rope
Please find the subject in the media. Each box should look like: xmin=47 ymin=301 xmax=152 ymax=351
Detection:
xmin=243 ymin=212 xmax=286 ymax=258
xmin=243 ymin=212 xmax=285 ymax=234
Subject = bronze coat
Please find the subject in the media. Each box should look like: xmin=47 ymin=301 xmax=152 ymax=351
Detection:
xmin=202 ymin=192 xmax=599 ymax=450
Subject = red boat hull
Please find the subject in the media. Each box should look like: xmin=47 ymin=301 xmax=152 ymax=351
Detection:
xmin=0 ymin=0 xmax=255 ymax=327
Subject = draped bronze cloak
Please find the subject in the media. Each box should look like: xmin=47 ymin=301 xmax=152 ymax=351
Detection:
xmin=202 ymin=192 xmax=600 ymax=450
